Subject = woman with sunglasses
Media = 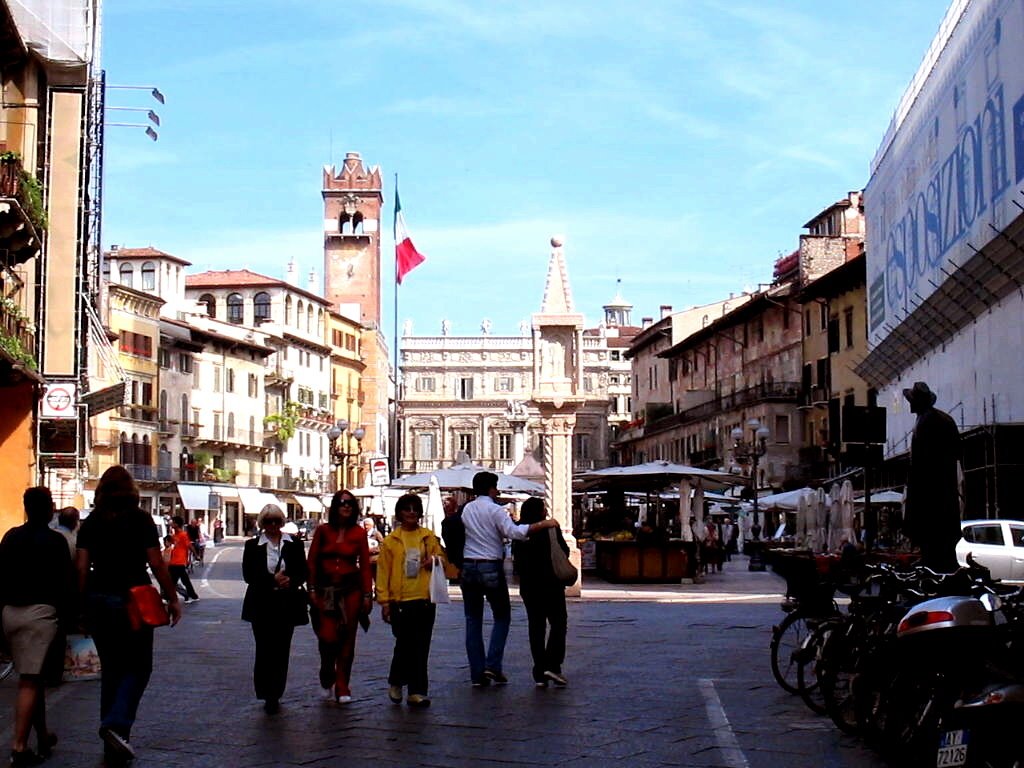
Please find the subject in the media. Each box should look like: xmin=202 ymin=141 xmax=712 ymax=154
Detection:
xmin=241 ymin=504 xmax=308 ymax=714
xmin=307 ymin=490 xmax=372 ymax=704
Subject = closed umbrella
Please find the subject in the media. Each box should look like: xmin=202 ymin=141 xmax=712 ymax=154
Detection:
xmin=424 ymin=475 xmax=444 ymax=535
xmin=837 ymin=480 xmax=856 ymax=548
xmin=796 ymin=489 xmax=810 ymax=546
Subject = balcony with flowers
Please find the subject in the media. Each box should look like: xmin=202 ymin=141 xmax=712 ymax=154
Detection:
xmin=0 ymin=294 xmax=36 ymax=376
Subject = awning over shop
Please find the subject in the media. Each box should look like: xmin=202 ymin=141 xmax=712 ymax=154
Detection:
xmin=292 ymin=494 xmax=324 ymax=516
xmin=176 ymin=483 xmax=214 ymax=511
xmin=237 ymin=487 xmax=283 ymax=516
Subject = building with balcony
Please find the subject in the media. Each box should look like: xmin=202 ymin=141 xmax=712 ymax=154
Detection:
xmin=185 ymin=268 xmax=334 ymax=503
xmin=89 ymin=283 xmax=164 ymax=511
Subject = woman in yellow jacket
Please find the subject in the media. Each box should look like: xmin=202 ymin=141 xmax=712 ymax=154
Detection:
xmin=377 ymin=494 xmax=447 ymax=707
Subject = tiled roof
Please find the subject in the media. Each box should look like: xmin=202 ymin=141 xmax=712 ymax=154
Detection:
xmin=107 ymin=246 xmax=191 ymax=266
xmin=185 ymin=269 xmax=330 ymax=305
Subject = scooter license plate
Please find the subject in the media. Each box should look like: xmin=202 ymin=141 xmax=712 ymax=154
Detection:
xmin=936 ymin=729 xmax=968 ymax=767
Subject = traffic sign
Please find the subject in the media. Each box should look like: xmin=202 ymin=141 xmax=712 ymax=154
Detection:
xmin=40 ymin=383 xmax=77 ymax=419
xmin=369 ymin=457 xmax=390 ymax=486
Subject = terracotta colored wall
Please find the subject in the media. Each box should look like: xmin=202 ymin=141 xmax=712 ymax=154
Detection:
xmin=0 ymin=382 xmax=35 ymax=534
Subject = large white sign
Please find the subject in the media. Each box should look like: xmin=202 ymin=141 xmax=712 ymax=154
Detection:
xmin=866 ymin=0 xmax=1024 ymax=344
xmin=40 ymin=383 xmax=77 ymax=419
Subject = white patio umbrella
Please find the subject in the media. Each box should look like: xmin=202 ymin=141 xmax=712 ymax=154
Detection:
xmin=853 ymin=490 xmax=905 ymax=506
xmin=578 ymin=461 xmax=742 ymax=491
xmin=392 ymin=460 xmax=544 ymax=494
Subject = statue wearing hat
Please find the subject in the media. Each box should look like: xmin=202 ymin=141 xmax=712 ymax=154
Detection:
xmin=903 ymin=381 xmax=961 ymax=571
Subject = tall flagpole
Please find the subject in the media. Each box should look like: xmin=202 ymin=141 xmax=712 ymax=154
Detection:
xmin=391 ymin=172 xmax=400 ymax=480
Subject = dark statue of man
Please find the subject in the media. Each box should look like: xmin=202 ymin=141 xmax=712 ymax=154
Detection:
xmin=903 ymin=381 xmax=961 ymax=571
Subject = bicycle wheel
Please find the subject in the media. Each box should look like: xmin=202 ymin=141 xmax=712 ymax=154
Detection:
xmin=770 ymin=613 xmax=811 ymax=694
xmin=820 ymin=619 xmax=866 ymax=736
xmin=797 ymin=618 xmax=838 ymax=715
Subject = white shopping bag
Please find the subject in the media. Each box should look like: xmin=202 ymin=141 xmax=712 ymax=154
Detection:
xmin=429 ymin=556 xmax=450 ymax=604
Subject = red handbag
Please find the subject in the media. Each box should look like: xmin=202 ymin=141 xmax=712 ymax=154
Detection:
xmin=126 ymin=585 xmax=170 ymax=630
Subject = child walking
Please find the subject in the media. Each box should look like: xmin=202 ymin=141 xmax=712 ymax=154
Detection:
xmin=376 ymin=494 xmax=446 ymax=707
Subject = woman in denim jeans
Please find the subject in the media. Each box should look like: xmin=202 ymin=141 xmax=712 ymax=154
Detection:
xmin=459 ymin=472 xmax=557 ymax=686
xmin=76 ymin=466 xmax=182 ymax=766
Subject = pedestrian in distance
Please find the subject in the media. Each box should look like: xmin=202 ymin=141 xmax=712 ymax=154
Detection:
xmin=54 ymin=506 xmax=80 ymax=558
xmin=377 ymin=494 xmax=447 ymax=707
xmin=167 ymin=516 xmax=200 ymax=603
xmin=440 ymin=495 xmax=465 ymax=583
xmin=76 ymin=465 xmax=182 ymax=767
xmin=459 ymin=471 xmax=557 ymax=687
xmin=241 ymin=504 xmax=309 ymax=715
xmin=511 ymin=497 xmax=569 ymax=688
xmin=307 ymin=490 xmax=373 ymax=704
xmin=0 ymin=487 xmax=75 ymax=767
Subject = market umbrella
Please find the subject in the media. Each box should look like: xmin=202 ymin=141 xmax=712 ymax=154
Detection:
xmin=853 ymin=490 xmax=905 ymax=506
xmin=392 ymin=460 xmax=544 ymax=494
xmin=578 ymin=461 xmax=742 ymax=492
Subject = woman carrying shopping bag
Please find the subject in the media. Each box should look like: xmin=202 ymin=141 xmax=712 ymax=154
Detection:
xmin=307 ymin=490 xmax=372 ymax=704
xmin=376 ymin=494 xmax=447 ymax=708
xmin=511 ymin=497 xmax=570 ymax=688
xmin=241 ymin=504 xmax=308 ymax=715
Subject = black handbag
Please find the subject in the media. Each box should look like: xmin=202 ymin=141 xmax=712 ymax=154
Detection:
xmin=274 ymin=549 xmax=309 ymax=627
xmin=548 ymin=528 xmax=578 ymax=587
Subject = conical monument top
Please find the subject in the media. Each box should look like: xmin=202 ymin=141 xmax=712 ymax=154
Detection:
xmin=540 ymin=235 xmax=576 ymax=315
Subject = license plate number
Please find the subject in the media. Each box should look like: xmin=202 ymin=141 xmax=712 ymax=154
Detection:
xmin=937 ymin=730 xmax=968 ymax=767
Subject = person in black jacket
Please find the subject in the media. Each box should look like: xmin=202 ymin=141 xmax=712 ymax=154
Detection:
xmin=0 ymin=486 xmax=75 ymax=766
xmin=242 ymin=504 xmax=309 ymax=714
xmin=511 ymin=498 xmax=570 ymax=688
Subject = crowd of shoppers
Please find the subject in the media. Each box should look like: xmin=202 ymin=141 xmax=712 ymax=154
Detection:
xmin=0 ymin=467 xmax=576 ymax=765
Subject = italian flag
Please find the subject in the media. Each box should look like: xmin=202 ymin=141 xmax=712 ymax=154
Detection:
xmin=394 ymin=187 xmax=426 ymax=284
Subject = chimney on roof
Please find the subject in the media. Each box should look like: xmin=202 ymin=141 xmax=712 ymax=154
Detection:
xmin=285 ymin=259 xmax=298 ymax=286
xmin=641 ymin=316 xmax=653 ymax=329
xmin=660 ymin=304 xmax=672 ymax=319
xmin=307 ymin=268 xmax=318 ymax=295
xmin=110 ymin=244 xmax=119 ymax=252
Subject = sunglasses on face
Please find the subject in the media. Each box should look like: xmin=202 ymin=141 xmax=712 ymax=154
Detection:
xmin=340 ymin=499 xmax=357 ymax=508
xmin=264 ymin=520 xmax=284 ymax=527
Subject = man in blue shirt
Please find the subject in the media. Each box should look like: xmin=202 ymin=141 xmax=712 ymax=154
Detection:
xmin=459 ymin=472 xmax=557 ymax=686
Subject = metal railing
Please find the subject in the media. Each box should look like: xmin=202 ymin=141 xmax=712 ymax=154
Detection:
xmin=646 ymin=381 xmax=800 ymax=432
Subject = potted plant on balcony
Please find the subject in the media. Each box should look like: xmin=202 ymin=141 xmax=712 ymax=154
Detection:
xmin=0 ymin=151 xmax=47 ymax=232
xmin=264 ymin=401 xmax=300 ymax=441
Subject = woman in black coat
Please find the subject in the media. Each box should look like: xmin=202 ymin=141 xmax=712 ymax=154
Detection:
xmin=242 ymin=505 xmax=309 ymax=714
xmin=511 ymin=498 xmax=570 ymax=688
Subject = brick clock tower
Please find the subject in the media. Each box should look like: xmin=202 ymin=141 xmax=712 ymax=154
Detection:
xmin=322 ymin=152 xmax=383 ymax=326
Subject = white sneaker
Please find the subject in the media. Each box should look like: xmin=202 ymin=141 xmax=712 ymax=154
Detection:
xmin=336 ymin=695 xmax=352 ymax=704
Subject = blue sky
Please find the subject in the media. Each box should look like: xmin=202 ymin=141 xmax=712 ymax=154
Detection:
xmin=101 ymin=0 xmax=949 ymax=339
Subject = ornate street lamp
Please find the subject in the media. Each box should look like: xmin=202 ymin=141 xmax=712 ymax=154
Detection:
xmin=327 ymin=419 xmax=366 ymax=490
xmin=731 ymin=418 xmax=770 ymax=535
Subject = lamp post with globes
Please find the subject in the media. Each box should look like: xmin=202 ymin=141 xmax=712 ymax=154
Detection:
xmin=731 ymin=418 xmax=770 ymax=535
xmin=326 ymin=419 xmax=366 ymax=490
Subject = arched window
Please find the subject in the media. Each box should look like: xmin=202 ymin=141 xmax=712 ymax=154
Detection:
xmin=119 ymin=263 xmax=134 ymax=287
xmin=254 ymin=292 xmax=271 ymax=324
xmin=180 ymin=394 xmax=189 ymax=431
xmin=141 ymin=435 xmax=151 ymax=467
xmin=159 ymin=390 xmax=168 ymax=423
xmin=296 ymin=300 xmax=304 ymax=327
xmin=285 ymin=295 xmax=292 ymax=324
xmin=158 ymin=444 xmax=172 ymax=480
xmin=352 ymin=212 xmax=364 ymax=233
xmin=199 ymin=293 xmax=216 ymax=318
xmin=340 ymin=213 xmax=351 ymax=234
xmin=227 ymin=292 xmax=244 ymax=324
xmin=306 ymin=305 xmax=313 ymax=333
xmin=119 ymin=432 xmax=130 ymax=465
xmin=317 ymin=309 xmax=325 ymax=336
xmin=141 ymin=261 xmax=156 ymax=290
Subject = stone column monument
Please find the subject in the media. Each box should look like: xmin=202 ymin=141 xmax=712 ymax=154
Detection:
xmin=531 ymin=236 xmax=585 ymax=596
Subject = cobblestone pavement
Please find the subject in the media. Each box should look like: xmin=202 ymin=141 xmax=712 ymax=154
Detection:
xmin=0 ymin=543 xmax=887 ymax=768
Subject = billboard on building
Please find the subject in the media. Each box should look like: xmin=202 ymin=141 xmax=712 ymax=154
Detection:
xmin=865 ymin=0 xmax=1024 ymax=344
